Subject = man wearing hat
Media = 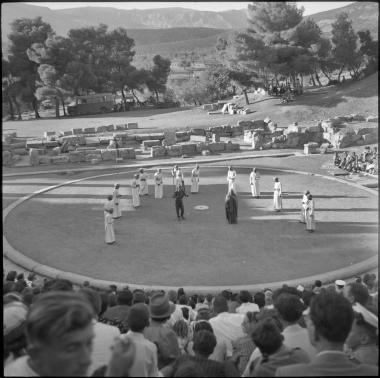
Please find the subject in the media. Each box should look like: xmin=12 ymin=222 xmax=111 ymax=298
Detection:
xmin=112 ymin=183 xmax=122 ymax=219
xmin=144 ymin=293 xmax=180 ymax=369
xmin=335 ymin=279 xmax=346 ymax=295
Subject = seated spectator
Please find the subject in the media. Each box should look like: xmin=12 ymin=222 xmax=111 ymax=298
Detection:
xmin=100 ymin=289 xmax=133 ymax=333
xmin=143 ymin=292 xmax=180 ymax=369
xmin=5 ymin=270 xmax=17 ymax=283
xmin=21 ymin=287 xmax=35 ymax=307
xmin=26 ymin=273 xmax=37 ymax=288
xmin=363 ymin=273 xmax=378 ymax=295
xmin=178 ymin=295 xmax=196 ymax=322
xmin=345 ymin=303 xmax=378 ymax=365
xmin=188 ymin=320 xmax=227 ymax=362
xmin=249 ymin=317 xmax=310 ymax=376
xmin=236 ymin=290 xmax=260 ymax=314
xmin=173 ymin=330 xmax=240 ymax=377
xmin=42 ymin=278 xmax=74 ymax=292
xmin=78 ymin=288 xmax=121 ymax=376
xmin=253 ymin=292 xmax=266 ymax=311
xmin=264 ymin=289 xmax=274 ymax=308
xmin=274 ymin=293 xmax=317 ymax=361
xmin=173 ymin=320 xmax=191 ymax=355
xmin=195 ymin=294 xmax=206 ymax=311
xmin=232 ymin=311 xmax=259 ymax=374
xmin=209 ymin=294 xmax=245 ymax=358
xmin=334 ymin=279 xmax=346 ymax=295
xmin=229 ymin=293 xmax=240 ymax=313
xmin=167 ymin=290 xmax=184 ymax=327
xmin=343 ymin=282 xmax=371 ymax=308
xmin=275 ymin=291 xmax=378 ymax=376
xmin=132 ymin=289 xmax=147 ymax=305
xmin=4 ymin=301 xmax=29 ymax=366
xmin=15 ymin=273 xmax=27 ymax=292
xmin=4 ymin=291 xmax=95 ymax=377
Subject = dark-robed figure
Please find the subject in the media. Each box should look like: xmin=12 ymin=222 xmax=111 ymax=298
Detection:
xmin=225 ymin=189 xmax=238 ymax=224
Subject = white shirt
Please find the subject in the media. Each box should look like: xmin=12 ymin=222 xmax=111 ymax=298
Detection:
xmin=235 ymin=302 xmax=260 ymax=315
xmin=274 ymin=181 xmax=282 ymax=194
xmin=4 ymin=356 xmax=39 ymax=377
xmin=209 ymin=312 xmax=245 ymax=357
xmin=227 ymin=170 xmax=237 ymax=182
xmin=167 ymin=303 xmax=184 ymax=327
xmin=282 ymin=324 xmax=317 ymax=361
xmin=154 ymin=173 xmax=163 ymax=184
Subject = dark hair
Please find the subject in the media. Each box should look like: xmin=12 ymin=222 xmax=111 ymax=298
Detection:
xmin=257 ymin=308 xmax=283 ymax=332
xmin=353 ymin=312 xmax=378 ymax=342
xmin=177 ymin=288 xmax=185 ymax=297
xmin=309 ymin=291 xmax=354 ymax=343
xmin=254 ymin=292 xmax=266 ymax=309
xmin=21 ymin=287 xmax=35 ymax=306
xmin=272 ymin=286 xmax=301 ymax=302
xmin=178 ymin=295 xmax=188 ymax=305
xmin=206 ymin=293 xmax=213 ymax=302
xmin=78 ymin=288 xmax=102 ymax=316
xmin=213 ymin=294 xmax=229 ymax=314
xmin=346 ymin=283 xmax=370 ymax=306
xmin=43 ymin=278 xmax=74 ymax=292
xmin=117 ymin=290 xmax=133 ymax=306
xmin=128 ymin=303 xmax=149 ymax=332
xmin=99 ymin=291 xmax=109 ymax=316
xmin=193 ymin=330 xmax=217 ymax=357
xmin=174 ymin=361 xmax=204 ymax=377
xmin=181 ymin=307 xmax=189 ymax=320
xmin=251 ymin=318 xmax=283 ymax=356
xmin=301 ymin=290 xmax=316 ymax=307
xmin=6 ymin=271 xmax=17 ymax=282
xmin=314 ymin=280 xmax=322 ymax=288
xmin=274 ymin=293 xmax=304 ymax=323
xmin=239 ymin=290 xmax=252 ymax=303
xmin=3 ymin=282 xmax=17 ymax=295
xmin=221 ymin=290 xmax=232 ymax=301
xmin=17 ymin=273 xmax=24 ymax=280
xmin=197 ymin=295 xmax=205 ymax=303
xmin=194 ymin=320 xmax=214 ymax=334
xmin=173 ymin=319 xmax=189 ymax=338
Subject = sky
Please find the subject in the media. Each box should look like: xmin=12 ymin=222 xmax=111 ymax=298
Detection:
xmin=25 ymin=2 xmax=355 ymax=15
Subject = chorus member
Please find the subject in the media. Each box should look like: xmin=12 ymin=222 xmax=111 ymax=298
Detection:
xmin=305 ymin=194 xmax=316 ymax=232
xmin=300 ymin=190 xmax=310 ymax=223
xmin=139 ymin=168 xmax=149 ymax=196
xmin=112 ymin=183 xmax=122 ymax=219
xmin=225 ymin=189 xmax=238 ymax=224
xmin=172 ymin=165 xmax=184 ymax=188
xmin=227 ymin=166 xmax=237 ymax=192
xmin=173 ymin=181 xmax=188 ymax=220
xmin=104 ymin=195 xmax=113 ymax=216
xmin=131 ymin=174 xmax=140 ymax=209
xmin=154 ymin=168 xmax=164 ymax=199
xmin=273 ymin=177 xmax=282 ymax=211
xmin=190 ymin=164 xmax=200 ymax=193
xmin=249 ymin=167 xmax=260 ymax=198
xmin=105 ymin=209 xmax=115 ymax=244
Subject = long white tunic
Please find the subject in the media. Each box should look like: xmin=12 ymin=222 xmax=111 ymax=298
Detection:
xmin=105 ymin=212 xmax=115 ymax=244
xmin=191 ymin=168 xmax=200 ymax=193
xmin=112 ymin=189 xmax=122 ymax=218
xmin=273 ymin=182 xmax=282 ymax=210
xmin=306 ymin=199 xmax=316 ymax=231
xmin=154 ymin=172 xmax=163 ymax=199
xmin=172 ymin=168 xmax=184 ymax=187
xmin=227 ymin=169 xmax=237 ymax=192
xmin=139 ymin=172 xmax=149 ymax=195
xmin=131 ymin=179 xmax=140 ymax=208
xmin=300 ymin=194 xmax=308 ymax=223
xmin=249 ymin=172 xmax=260 ymax=197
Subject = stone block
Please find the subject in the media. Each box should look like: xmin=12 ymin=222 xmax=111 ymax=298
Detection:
xmin=83 ymin=127 xmax=96 ymax=134
xmin=100 ymin=149 xmax=118 ymax=161
xmin=366 ymin=115 xmax=378 ymax=123
xmin=190 ymin=128 xmax=206 ymax=136
xmin=115 ymin=124 xmax=127 ymax=131
xmin=51 ymin=147 xmax=61 ymax=156
xmin=12 ymin=148 xmax=28 ymax=155
xmin=190 ymin=135 xmax=207 ymax=143
xmin=3 ymin=151 xmax=12 ymax=166
xmin=264 ymin=116 xmax=271 ymax=124
xmin=76 ymin=135 xmax=86 ymax=146
xmin=91 ymin=158 xmax=101 ymax=165
xmin=306 ymin=125 xmax=323 ymax=133
xmin=262 ymin=142 xmax=273 ymax=149
xmin=207 ymin=142 xmax=226 ymax=152
xmin=72 ymin=128 xmax=83 ymax=135
xmin=244 ymin=130 xmax=254 ymax=143
xmin=231 ymin=125 xmax=244 ymax=135
xmin=142 ymin=140 xmax=161 ymax=149
xmin=203 ymin=104 xmax=213 ymax=111
xmin=267 ymin=121 xmax=277 ymax=132
xmin=51 ymin=155 xmax=70 ymax=164
xmin=44 ymin=140 xmax=59 ymax=148
xmin=60 ymin=135 xmax=78 ymax=145
xmin=355 ymin=128 xmax=377 ymax=136
xmin=26 ymin=140 xmax=44 ymax=149
xmin=271 ymin=129 xmax=284 ymax=137
xmin=285 ymin=125 xmax=300 ymax=135
xmin=306 ymin=132 xmax=324 ymax=144
xmin=118 ymin=148 xmax=136 ymax=159
xmin=237 ymin=120 xmax=254 ymax=129
xmin=127 ymin=122 xmax=138 ymax=129
xmin=151 ymin=146 xmax=167 ymax=158
xmin=212 ymin=133 xmax=220 ymax=142
xmin=362 ymin=133 xmax=378 ymax=143
xmin=272 ymin=135 xmax=286 ymax=143
xmin=44 ymin=131 xmax=55 ymax=138
xmin=285 ymin=135 xmax=300 ymax=147
xmin=181 ymin=143 xmax=197 ymax=155
xmin=202 ymin=150 xmax=211 ymax=156
xmin=12 ymin=154 xmax=21 ymax=163
xmin=196 ymin=142 xmax=208 ymax=153
xmin=68 ymin=151 xmax=85 ymax=163
xmin=59 ymin=130 xmax=73 ymax=136
xmin=96 ymin=125 xmax=108 ymax=133
xmin=8 ymin=142 xmax=26 ymax=149
xmin=98 ymin=137 xmax=113 ymax=145
xmin=38 ymin=155 xmax=52 ymax=165
xmin=225 ymin=142 xmax=240 ymax=152
xmin=85 ymin=154 xmax=101 ymax=162
xmin=134 ymin=133 xmax=165 ymax=142
xmin=349 ymin=113 xmax=366 ymax=122
xmin=304 ymin=142 xmax=319 ymax=155
xmin=167 ymin=144 xmax=183 ymax=156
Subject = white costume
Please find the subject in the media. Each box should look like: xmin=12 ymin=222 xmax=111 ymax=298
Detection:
xmin=172 ymin=167 xmax=184 ymax=188
xmin=273 ymin=181 xmax=282 ymax=211
xmin=154 ymin=171 xmax=163 ymax=199
xmin=105 ymin=212 xmax=115 ymax=244
xmin=131 ymin=178 xmax=140 ymax=208
xmin=227 ymin=169 xmax=237 ymax=192
xmin=104 ymin=199 xmax=113 ymax=224
xmin=305 ymin=199 xmax=316 ymax=231
xmin=300 ymin=194 xmax=308 ymax=223
xmin=112 ymin=188 xmax=122 ymax=218
xmin=191 ymin=167 xmax=200 ymax=193
xmin=249 ymin=171 xmax=260 ymax=197
xmin=139 ymin=172 xmax=149 ymax=195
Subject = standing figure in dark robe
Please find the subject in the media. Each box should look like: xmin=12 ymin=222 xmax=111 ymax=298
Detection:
xmin=225 ymin=189 xmax=238 ymax=224
xmin=173 ymin=181 xmax=188 ymax=220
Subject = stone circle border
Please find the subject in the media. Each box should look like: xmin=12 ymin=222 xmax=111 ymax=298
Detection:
xmin=3 ymin=155 xmax=378 ymax=294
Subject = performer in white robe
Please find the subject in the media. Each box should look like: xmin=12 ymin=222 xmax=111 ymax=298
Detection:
xmin=139 ymin=168 xmax=149 ymax=196
xmin=105 ymin=209 xmax=115 ymax=244
xmin=300 ymin=190 xmax=310 ymax=223
xmin=131 ymin=174 xmax=140 ymax=208
xmin=273 ymin=177 xmax=282 ymax=211
xmin=104 ymin=195 xmax=113 ymax=222
xmin=172 ymin=164 xmax=184 ymax=188
xmin=112 ymin=183 xmax=122 ymax=219
xmin=249 ymin=168 xmax=260 ymax=198
xmin=154 ymin=168 xmax=164 ymax=199
xmin=305 ymin=194 xmax=316 ymax=232
xmin=227 ymin=166 xmax=237 ymax=192
xmin=191 ymin=164 xmax=200 ymax=193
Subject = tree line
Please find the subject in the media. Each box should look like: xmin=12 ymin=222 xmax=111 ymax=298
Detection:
xmin=2 ymin=18 xmax=171 ymax=120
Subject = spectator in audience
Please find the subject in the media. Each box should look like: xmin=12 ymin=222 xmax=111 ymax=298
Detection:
xmin=275 ymin=291 xmax=378 ymax=376
xmin=232 ymin=311 xmax=259 ymax=374
xmin=15 ymin=273 xmax=27 ymax=292
xmin=253 ymin=292 xmax=266 ymax=311
xmin=167 ymin=290 xmax=185 ymax=327
xmin=195 ymin=294 xmax=205 ymax=311
xmin=312 ymin=280 xmax=322 ymax=295
xmin=132 ymin=289 xmax=147 ymax=305
xmin=209 ymin=294 xmax=245 ymax=358
xmin=343 ymin=282 xmax=371 ymax=307
xmin=5 ymin=270 xmax=17 ymax=283
xmin=42 ymin=278 xmax=74 ymax=292
xmin=363 ymin=273 xmax=378 ymax=295
xmin=249 ymin=317 xmax=310 ymax=376
xmin=334 ymin=279 xmax=346 ymax=295
xmin=178 ymin=295 xmax=196 ymax=322
xmin=21 ymin=287 xmax=35 ymax=307
xmin=236 ymin=290 xmax=260 ymax=314
xmin=144 ymin=292 xmax=180 ymax=369
xmin=301 ymin=290 xmax=316 ymax=308
xmin=173 ymin=320 xmax=191 ymax=355
xmin=78 ymin=288 xmax=121 ymax=376
xmin=205 ymin=293 xmax=213 ymax=309
xmin=4 ymin=301 xmax=29 ymax=366
xmin=4 ymin=291 xmax=95 ymax=377
xmin=345 ymin=303 xmax=378 ymax=365
xmin=264 ymin=289 xmax=274 ymax=308
xmin=172 ymin=360 xmax=204 ymax=377
xmin=100 ymin=289 xmax=133 ymax=333
xmin=229 ymin=293 xmax=241 ymax=313
xmin=173 ymin=330 xmax=240 ymax=377
xmin=274 ymin=293 xmax=317 ymax=361
xmin=4 ymin=291 xmax=24 ymax=305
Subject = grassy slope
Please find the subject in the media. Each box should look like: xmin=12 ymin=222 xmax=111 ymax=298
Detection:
xmin=2 ymin=73 xmax=378 ymax=138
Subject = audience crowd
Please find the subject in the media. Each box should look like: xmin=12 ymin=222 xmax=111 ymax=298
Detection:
xmin=334 ymin=146 xmax=378 ymax=174
xmin=3 ymin=268 xmax=378 ymax=377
